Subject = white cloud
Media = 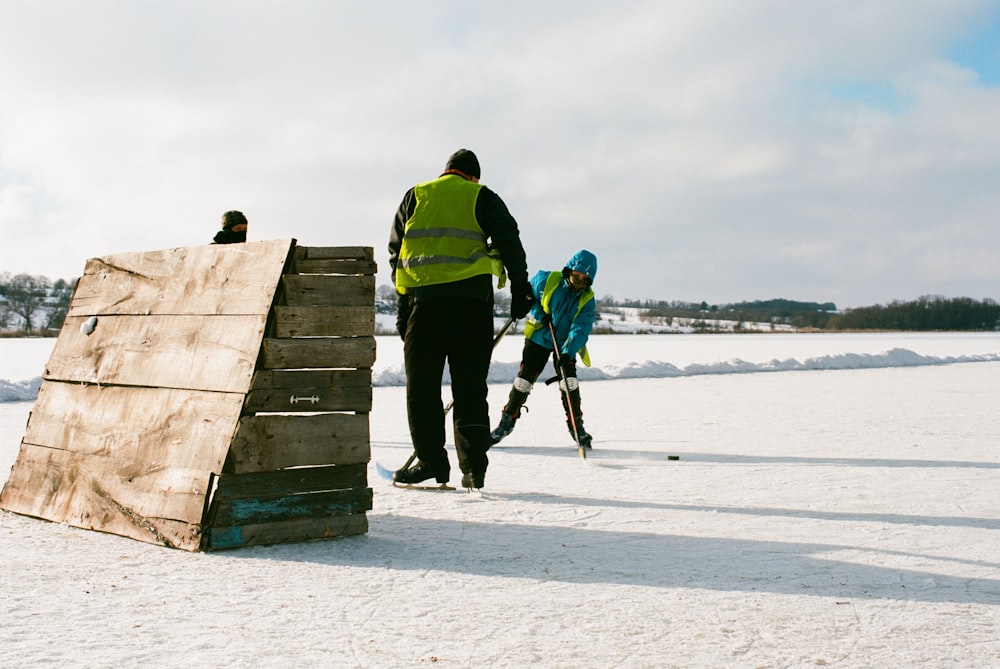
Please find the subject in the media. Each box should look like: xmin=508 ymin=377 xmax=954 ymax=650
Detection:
xmin=0 ymin=185 xmax=38 ymax=234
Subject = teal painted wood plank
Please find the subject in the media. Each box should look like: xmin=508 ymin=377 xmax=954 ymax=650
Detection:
xmin=212 ymin=487 xmax=372 ymax=525
xmin=208 ymin=512 xmax=369 ymax=550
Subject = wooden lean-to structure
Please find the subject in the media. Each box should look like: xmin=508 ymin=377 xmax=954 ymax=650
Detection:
xmin=0 ymin=239 xmax=376 ymax=551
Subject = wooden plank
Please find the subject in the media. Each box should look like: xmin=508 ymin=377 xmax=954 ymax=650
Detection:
xmin=46 ymin=314 xmax=266 ymax=392
xmin=281 ymin=274 xmax=374 ymax=307
xmin=244 ymin=386 xmax=371 ymax=413
xmin=247 ymin=369 xmax=371 ymax=412
xmin=211 ymin=487 xmax=372 ymax=526
xmin=261 ymin=337 xmax=376 ymax=369
xmin=273 ymin=306 xmax=374 ymax=338
xmin=293 ymin=259 xmax=378 ymax=275
xmin=21 ymin=382 xmax=241 ymax=472
xmin=68 ymin=239 xmax=294 ymax=317
xmin=295 ymin=246 xmax=374 ymax=261
xmin=214 ymin=464 xmax=368 ymax=501
xmin=250 ymin=369 xmax=371 ymax=389
xmin=0 ymin=442 xmax=210 ymax=551
xmin=208 ymin=513 xmax=368 ymax=550
xmin=229 ymin=413 xmax=370 ymax=473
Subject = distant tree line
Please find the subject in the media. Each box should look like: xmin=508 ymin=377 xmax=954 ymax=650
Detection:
xmin=380 ymin=288 xmax=1000 ymax=331
xmin=0 ymin=272 xmax=77 ymax=334
xmin=826 ymin=295 xmax=1000 ymax=331
xmin=6 ymin=276 xmax=998 ymax=334
xmin=601 ymin=294 xmax=1000 ymax=331
xmin=601 ymin=297 xmax=839 ymax=329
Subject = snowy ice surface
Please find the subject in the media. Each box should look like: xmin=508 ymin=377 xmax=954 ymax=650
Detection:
xmin=1 ymin=334 xmax=999 ymax=667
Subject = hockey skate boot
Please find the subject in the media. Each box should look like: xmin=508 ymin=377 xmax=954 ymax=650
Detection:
xmin=393 ymin=461 xmax=449 ymax=485
xmin=490 ymin=411 xmax=519 ymax=444
xmin=461 ymin=470 xmax=486 ymax=490
xmin=567 ymin=416 xmax=593 ymax=449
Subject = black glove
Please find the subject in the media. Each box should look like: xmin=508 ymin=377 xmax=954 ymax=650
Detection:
xmin=395 ymin=294 xmax=412 ymax=341
xmin=559 ymin=355 xmax=576 ymax=377
xmin=510 ymin=281 xmax=534 ymax=320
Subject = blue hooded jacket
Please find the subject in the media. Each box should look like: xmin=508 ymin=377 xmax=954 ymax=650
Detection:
xmin=525 ymin=249 xmax=598 ymax=362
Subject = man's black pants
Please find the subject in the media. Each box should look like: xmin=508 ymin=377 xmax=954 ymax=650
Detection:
xmin=403 ymin=297 xmax=494 ymax=478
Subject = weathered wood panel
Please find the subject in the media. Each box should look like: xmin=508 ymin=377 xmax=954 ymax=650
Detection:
xmin=4 ymin=242 xmax=378 ymax=551
xmin=250 ymin=369 xmax=371 ymax=389
xmin=281 ymin=274 xmax=374 ymax=307
xmin=214 ymin=464 xmax=367 ymax=501
xmin=0 ymin=442 xmax=211 ymax=551
xmin=229 ymin=413 xmax=370 ymax=473
xmin=244 ymin=386 xmax=371 ymax=413
xmin=296 ymin=246 xmax=374 ymax=261
xmin=293 ymin=258 xmax=378 ymax=275
xmin=208 ymin=513 xmax=368 ymax=550
xmin=261 ymin=337 xmax=376 ymax=370
xmin=21 ymin=382 xmax=241 ymax=472
xmin=246 ymin=368 xmax=372 ymax=412
xmin=292 ymin=245 xmax=376 ymax=276
xmin=273 ymin=306 xmax=374 ymax=338
xmin=212 ymin=487 xmax=372 ymax=526
xmin=68 ymin=239 xmax=295 ymax=316
xmin=46 ymin=314 xmax=266 ymax=392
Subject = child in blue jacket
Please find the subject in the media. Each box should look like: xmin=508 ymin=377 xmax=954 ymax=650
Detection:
xmin=491 ymin=249 xmax=598 ymax=448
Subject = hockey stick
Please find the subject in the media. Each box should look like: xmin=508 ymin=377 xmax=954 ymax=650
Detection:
xmin=376 ymin=316 xmax=518 ymax=480
xmin=546 ymin=317 xmax=587 ymax=460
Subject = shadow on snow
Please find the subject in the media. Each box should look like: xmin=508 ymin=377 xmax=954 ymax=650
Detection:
xmin=243 ymin=512 xmax=1000 ymax=606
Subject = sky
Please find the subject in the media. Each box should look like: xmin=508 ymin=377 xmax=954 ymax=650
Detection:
xmin=1 ymin=1 xmax=999 ymax=309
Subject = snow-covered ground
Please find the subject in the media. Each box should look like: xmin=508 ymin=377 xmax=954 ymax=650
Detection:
xmin=2 ymin=333 xmax=999 ymax=667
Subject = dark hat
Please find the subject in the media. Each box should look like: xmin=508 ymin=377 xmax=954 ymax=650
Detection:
xmin=444 ymin=149 xmax=481 ymax=179
xmin=221 ymin=210 xmax=248 ymax=231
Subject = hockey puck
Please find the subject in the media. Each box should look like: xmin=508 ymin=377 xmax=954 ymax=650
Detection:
xmin=667 ymin=455 xmax=680 ymax=460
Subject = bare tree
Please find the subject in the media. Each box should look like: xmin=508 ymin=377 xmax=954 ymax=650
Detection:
xmin=494 ymin=290 xmax=511 ymax=317
xmin=3 ymin=273 xmax=51 ymax=332
xmin=375 ymin=284 xmax=400 ymax=314
xmin=44 ymin=277 xmax=77 ymax=331
xmin=376 ymin=284 xmax=398 ymax=302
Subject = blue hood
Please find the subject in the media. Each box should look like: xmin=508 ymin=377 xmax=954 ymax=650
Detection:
xmin=565 ymin=249 xmax=598 ymax=284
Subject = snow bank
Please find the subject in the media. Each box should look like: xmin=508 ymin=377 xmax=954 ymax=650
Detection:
xmin=3 ymin=348 xmax=999 ymax=401
xmin=0 ymin=378 xmax=42 ymax=402
xmin=376 ymin=348 xmax=1000 ymax=387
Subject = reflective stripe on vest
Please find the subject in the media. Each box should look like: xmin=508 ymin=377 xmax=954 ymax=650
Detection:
xmin=524 ymin=271 xmax=594 ymax=366
xmin=395 ymin=175 xmax=506 ymax=292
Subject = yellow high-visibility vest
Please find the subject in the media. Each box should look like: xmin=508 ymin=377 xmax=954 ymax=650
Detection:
xmin=395 ymin=175 xmax=505 ymax=293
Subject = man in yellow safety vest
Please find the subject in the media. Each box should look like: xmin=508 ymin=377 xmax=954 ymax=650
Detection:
xmin=388 ymin=149 xmax=534 ymax=490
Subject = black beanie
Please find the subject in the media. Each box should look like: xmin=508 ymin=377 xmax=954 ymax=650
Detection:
xmin=444 ymin=149 xmax=481 ymax=179
xmin=221 ymin=210 xmax=248 ymax=231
